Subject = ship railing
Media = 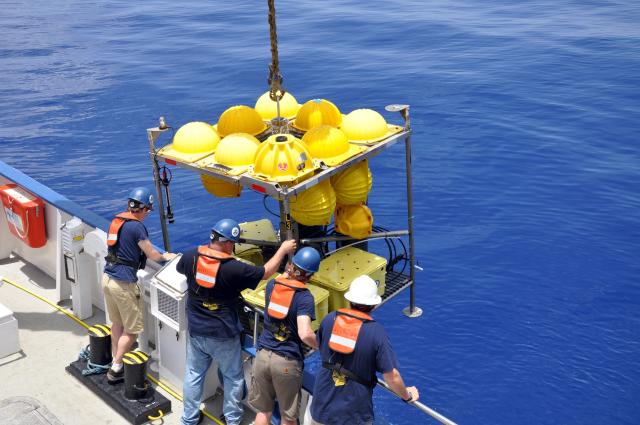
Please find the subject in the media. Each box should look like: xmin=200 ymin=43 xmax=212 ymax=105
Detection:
xmin=377 ymin=378 xmax=458 ymax=425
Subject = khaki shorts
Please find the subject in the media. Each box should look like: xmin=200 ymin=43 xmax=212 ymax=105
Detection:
xmin=102 ymin=274 xmax=144 ymax=334
xmin=249 ymin=348 xmax=303 ymax=421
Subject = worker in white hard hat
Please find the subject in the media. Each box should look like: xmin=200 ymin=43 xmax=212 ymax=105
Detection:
xmin=309 ymin=275 xmax=419 ymax=425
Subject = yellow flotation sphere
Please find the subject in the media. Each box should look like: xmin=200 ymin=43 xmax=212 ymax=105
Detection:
xmin=216 ymin=105 xmax=267 ymax=137
xmin=330 ymin=160 xmax=372 ymax=205
xmin=294 ymin=99 xmax=342 ymax=132
xmin=335 ymin=203 xmax=373 ymax=240
xmin=291 ymin=180 xmax=336 ymax=226
xmin=200 ymin=174 xmax=242 ymax=198
xmin=255 ymin=91 xmax=300 ymax=120
xmin=340 ymin=109 xmax=388 ymax=141
xmin=214 ymin=133 xmax=261 ymax=169
xmin=173 ymin=122 xmax=220 ymax=154
xmin=252 ymin=134 xmax=314 ymax=182
xmin=302 ymin=125 xmax=349 ymax=160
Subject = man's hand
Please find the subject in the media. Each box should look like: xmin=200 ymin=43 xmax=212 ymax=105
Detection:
xmin=279 ymin=239 xmax=297 ymax=255
xmin=263 ymin=239 xmax=297 ymax=279
xmin=162 ymin=252 xmax=178 ymax=262
xmin=404 ymin=386 xmax=419 ymax=403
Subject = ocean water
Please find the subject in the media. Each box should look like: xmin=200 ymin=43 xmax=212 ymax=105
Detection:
xmin=1 ymin=1 xmax=640 ymax=424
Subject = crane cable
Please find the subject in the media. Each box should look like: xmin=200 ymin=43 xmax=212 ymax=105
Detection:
xmin=267 ymin=0 xmax=285 ymax=103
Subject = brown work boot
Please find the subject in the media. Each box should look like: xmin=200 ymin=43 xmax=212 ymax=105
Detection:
xmin=106 ymin=367 xmax=124 ymax=384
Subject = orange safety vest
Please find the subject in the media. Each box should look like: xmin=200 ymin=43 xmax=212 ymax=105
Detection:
xmin=328 ymin=308 xmax=374 ymax=354
xmin=195 ymin=246 xmax=232 ymax=288
xmin=267 ymin=277 xmax=307 ymax=320
xmin=105 ymin=212 xmax=147 ymax=270
xmin=107 ymin=212 xmax=140 ymax=247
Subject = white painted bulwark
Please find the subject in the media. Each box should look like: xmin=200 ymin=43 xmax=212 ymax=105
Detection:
xmin=11 ymin=198 xmax=59 ymax=282
xmin=83 ymin=229 xmax=108 ymax=311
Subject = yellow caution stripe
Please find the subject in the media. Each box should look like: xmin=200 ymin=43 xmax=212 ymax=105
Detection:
xmin=88 ymin=324 xmax=111 ymax=337
xmin=95 ymin=324 xmax=111 ymax=334
xmin=123 ymin=351 xmax=149 ymax=365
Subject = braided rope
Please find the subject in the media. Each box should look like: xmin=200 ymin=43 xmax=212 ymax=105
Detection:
xmin=267 ymin=0 xmax=285 ymax=102
xmin=78 ymin=346 xmax=111 ymax=376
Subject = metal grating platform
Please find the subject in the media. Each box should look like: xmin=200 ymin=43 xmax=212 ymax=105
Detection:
xmin=379 ymin=270 xmax=412 ymax=307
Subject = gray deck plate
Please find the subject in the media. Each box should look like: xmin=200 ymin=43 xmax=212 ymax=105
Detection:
xmin=0 ymin=396 xmax=63 ymax=425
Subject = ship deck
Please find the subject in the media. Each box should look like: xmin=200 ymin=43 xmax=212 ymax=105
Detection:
xmin=0 ymin=254 xmax=253 ymax=425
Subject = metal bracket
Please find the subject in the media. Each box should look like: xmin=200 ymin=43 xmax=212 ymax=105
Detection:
xmin=385 ymin=104 xmax=410 ymax=130
xmin=402 ymin=306 xmax=423 ymax=318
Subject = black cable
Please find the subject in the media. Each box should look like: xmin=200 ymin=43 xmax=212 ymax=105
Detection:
xmin=262 ymin=195 xmax=280 ymax=218
xmin=373 ymin=226 xmax=394 ymax=269
xmin=396 ymin=234 xmax=409 ymax=276
xmin=373 ymin=225 xmax=395 ymax=269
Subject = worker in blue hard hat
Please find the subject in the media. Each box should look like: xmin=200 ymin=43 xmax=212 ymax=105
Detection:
xmin=309 ymin=275 xmax=419 ymax=425
xmin=176 ymin=218 xmax=296 ymax=425
xmin=103 ymin=187 xmax=176 ymax=384
xmin=249 ymin=246 xmax=322 ymax=425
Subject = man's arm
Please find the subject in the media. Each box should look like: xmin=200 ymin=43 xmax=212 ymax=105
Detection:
xmin=138 ymin=239 xmax=176 ymax=263
xmin=296 ymin=315 xmax=317 ymax=349
xmin=262 ymin=239 xmax=296 ymax=279
xmin=382 ymin=368 xmax=419 ymax=403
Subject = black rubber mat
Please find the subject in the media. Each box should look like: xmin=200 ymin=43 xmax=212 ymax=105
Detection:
xmin=66 ymin=359 xmax=171 ymax=425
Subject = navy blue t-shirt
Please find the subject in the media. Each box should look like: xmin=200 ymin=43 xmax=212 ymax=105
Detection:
xmin=257 ymin=278 xmax=316 ymax=361
xmin=177 ymin=247 xmax=264 ymax=339
xmin=104 ymin=220 xmax=148 ymax=283
xmin=310 ymin=311 xmax=398 ymax=425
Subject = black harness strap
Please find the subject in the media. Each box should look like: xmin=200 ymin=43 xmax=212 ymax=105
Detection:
xmin=322 ymin=361 xmax=377 ymax=388
xmin=105 ymin=219 xmax=147 ymax=270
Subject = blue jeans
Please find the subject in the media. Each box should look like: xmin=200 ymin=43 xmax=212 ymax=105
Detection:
xmin=181 ymin=333 xmax=245 ymax=425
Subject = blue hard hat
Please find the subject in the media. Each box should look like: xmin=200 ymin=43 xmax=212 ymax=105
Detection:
xmin=128 ymin=187 xmax=154 ymax=209
xmin=211 ymin=218 xmax=241 ymax=243
xmin=292 ymin=247 xmax=321 ymax=273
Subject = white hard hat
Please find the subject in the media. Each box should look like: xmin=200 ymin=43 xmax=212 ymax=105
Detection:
xmin=344 ymin=275 xmax=381 ymax=306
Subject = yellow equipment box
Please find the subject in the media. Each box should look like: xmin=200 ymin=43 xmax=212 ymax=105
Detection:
xmin=233 ymin=219 xmax=278 ymax=266
xmin=310 ymin=247 xmax=387 ymax=312
xmin=241 ymin=276 xmax=329 ymax=331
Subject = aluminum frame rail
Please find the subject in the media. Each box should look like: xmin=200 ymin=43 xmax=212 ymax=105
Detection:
xmin=150 ymin=129 xmax=410 ymax=200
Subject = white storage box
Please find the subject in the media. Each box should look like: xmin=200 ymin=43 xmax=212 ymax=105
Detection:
xmin=150 ymin=256 xmax=220 ymax=399
xmin=0 ymin=303 xmax=20 ymax=358
xmin=150 ymin=255 xmax=187 ymax=332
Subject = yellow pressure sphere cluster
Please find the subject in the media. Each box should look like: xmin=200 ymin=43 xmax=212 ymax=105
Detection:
xmin=255 ymin=91 xmax=300 ymax=120
xmin=335 ymin=204 xmax=373 ymax=239
xmin=173 ymin=121 xmax=220 ymax=153
xmin=170 ymin=97 xmax=395 ymax=232
xmin=216 ymin=105 xmax=267 ymax=137
xmin=330 ymin=160 xmax=373 ymax=205
xmin=290 ymin=180 xmax=336 ymax=226
xmin=214 ymin=133 xmax=261 ymax=175
xmin=251 ymin=134 xmax=315 ymax=183
xmin=200 ymin=174 xmax=242 ymax=198
xmin=340 ymin=108 xmax=388 ymax=142
xmin=301 ymin=125 xmax=364 ymax=166
xmin=294 ymin=99 xmax=342 ymax=132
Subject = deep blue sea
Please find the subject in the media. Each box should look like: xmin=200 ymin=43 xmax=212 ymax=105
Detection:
xmin=1 ymin=1 xmax=639 ymax=424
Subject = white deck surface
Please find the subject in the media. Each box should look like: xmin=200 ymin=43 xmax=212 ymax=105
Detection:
xmin=0 ymin=254 xmax=254 ymax=425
